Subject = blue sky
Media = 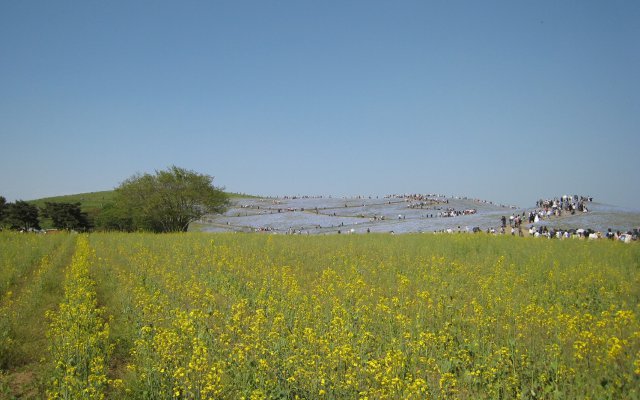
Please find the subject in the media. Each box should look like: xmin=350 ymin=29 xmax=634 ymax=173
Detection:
xmin=1 ymin=1 xmax=638 ymax=208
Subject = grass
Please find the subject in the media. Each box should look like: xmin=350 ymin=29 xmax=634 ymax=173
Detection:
xmin=28 ymin=190 xmax=116 ymax=212
xmin=28 ymin=189 xmax=258 ymax=209
xmin=0 ymin=233 xmax=76 ymax=397
xmin=0 ymin=232 xmax=638 ymax=398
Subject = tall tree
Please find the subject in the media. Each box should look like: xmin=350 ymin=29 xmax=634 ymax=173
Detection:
xmin=42 ymin=202 xmax=92 ymax=231
xmin=5 ymin=200 xmax=40 ymax=231
xmin=114 ymin=166 xmax=230 ymax=232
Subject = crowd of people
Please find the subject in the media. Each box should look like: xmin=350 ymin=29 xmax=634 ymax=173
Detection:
xmin=524 ymin=226 xmax=638 ymax=242
xmin=490 ymin=194 xmax=637 ymax=242
xmin=494 ymin=195 xmax=593 ymax=229
xmin=534 ymin=195 xmax=592 ymax=216
xmin=386 ymin=193 xmax=448 ymax=201
xmin=440 ymin=208 xmax=477 ymax=218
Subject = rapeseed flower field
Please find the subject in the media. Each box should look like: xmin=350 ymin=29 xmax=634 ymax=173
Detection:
xmin=0 ymin=232 xmax=638 ymax=399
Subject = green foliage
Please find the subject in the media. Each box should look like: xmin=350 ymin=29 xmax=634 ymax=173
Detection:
xmin=110 ymin=166 xmax=230 ymax=232
xmin=0 ymin=196 xmax=6 ymax=223
xmin=0 ymin=233 xmax=73 ymax=373
xmin=29 ymin=191 xmax=114 ymax=230
xmin=4 ymin=201 xmax=40 ymax=231
xmin=31 ymin=190 xmax=249 ymax=208
xmin=24 ymin=189 xmax=253 ymax=232
xmin=94 ymin=202 xmax=134 ymax=232
xmin=42 ymin=202 xmax=92 ymax=231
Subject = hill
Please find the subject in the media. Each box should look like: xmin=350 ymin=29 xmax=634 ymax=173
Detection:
xmin=25 ymin=190 xmax=257 ymax=230
xmin=200 ymin=196 xmax=640 ymax=235
xmin=28 ymin=190 xmax=257 ymax=210
xmin=29 ymin=191 xmax=116 ymax=213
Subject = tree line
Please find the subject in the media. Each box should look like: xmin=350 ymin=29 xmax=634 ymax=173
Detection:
xmin=0 ymin=166 xmax=230 ymax=233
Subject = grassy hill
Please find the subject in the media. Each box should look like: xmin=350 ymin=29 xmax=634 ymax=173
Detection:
xmin=26 ymin=190 xmax=258 ymax=230
xmin=28 ymin=190 xmax=258 ymax=215
xmin=25 ymin=191 xmax=115 ymax=229
xmin=29 ymin=191 xmax=116 ymax=212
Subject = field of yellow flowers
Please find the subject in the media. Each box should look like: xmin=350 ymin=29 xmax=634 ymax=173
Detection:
xmin=1 ymin=231 xmax=639 ymax=399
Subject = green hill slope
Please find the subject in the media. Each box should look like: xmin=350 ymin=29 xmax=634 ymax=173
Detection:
xmin=26 ymin=190 xmax=256 ymax=230
xmin=29 ymin=191 xmax=116 ymax=212
xmin=28 ymin=190 xmax=257 ymax=211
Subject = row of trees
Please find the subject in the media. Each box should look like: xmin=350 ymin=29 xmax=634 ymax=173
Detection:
xmin=0 ymin=197 xmax=92 ymax=231
xmin=0 ymin=198 xmax=91 ymax=231
xmin=1 ymin=166 xmax=230 ymax=233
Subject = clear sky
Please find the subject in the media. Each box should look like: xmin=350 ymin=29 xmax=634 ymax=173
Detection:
xmin=1 ymin=1 xmax=638 ymax=209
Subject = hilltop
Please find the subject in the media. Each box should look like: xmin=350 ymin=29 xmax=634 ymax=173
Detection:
xmin=28 ymin=190 xmax=116 ymax=213
xmin=28 ymin=190 xmax=257 ymax=209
